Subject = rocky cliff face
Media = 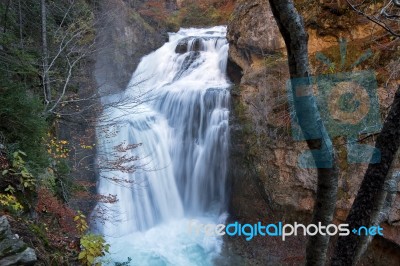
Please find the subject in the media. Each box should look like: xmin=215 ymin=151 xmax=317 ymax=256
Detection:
xmin=227 ymin=0 xmax=400 ymax=264
xmin=94 ymin=0 xmax=171 ymax=95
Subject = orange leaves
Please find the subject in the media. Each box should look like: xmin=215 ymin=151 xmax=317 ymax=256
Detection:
xmin=138 ymin=0 xmax=169 ymax=22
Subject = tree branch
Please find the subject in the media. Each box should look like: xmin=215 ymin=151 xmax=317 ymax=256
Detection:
xmin=346 ymin=0 xmax=400 ymax=37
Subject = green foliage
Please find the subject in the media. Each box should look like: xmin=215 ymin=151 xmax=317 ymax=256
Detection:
xmin=79 ymin=233 xmax=110 ymax=266
xmin=74 ymin=209 xmax=109 ymax=266
xmin=28 ymin=223 xmax=50 ymax=247
xmin=0 ymin=85 xmax=49 ymax=170
xmin=0 ymin=0 xmax=96 ymax=169
xmin=0 ymin=0 xmax=96 ymax=202
xmin=0 ymin=10 xmax=47 ymax=167
xmin=75 ymin=211 xmax=111 ymax=266
xmin=2 ymin=150 xmax=36 ymax=193
xmin=1 ymin=150 xmax=37 ymax=210
xmin=0 ymin=1 xmax=108 ymax=264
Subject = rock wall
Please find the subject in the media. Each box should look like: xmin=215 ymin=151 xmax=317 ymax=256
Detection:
xmin=94 ymin=0 xmax=171 ymax=95
xmin=227 ymin=0 xmax=400 ymax=264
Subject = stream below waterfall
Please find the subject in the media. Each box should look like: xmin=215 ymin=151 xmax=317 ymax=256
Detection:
xmin=94 ymin=26 xmax=231 ymax=266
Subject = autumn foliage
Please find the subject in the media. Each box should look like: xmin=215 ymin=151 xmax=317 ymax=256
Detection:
xmin=138 ymin=0 xmax=169 ymax=24
xmin=36 ymin=187 xmax=78 ymax=237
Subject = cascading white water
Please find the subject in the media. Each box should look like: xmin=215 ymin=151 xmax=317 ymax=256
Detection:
xmin=94 ymin=26 xmax=230 ymax=265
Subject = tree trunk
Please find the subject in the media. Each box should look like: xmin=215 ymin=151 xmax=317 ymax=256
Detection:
xmin=267 ymin=1 xmax=338 ymax=265
xmin=18 ymin=0 xmax=23 ymax=49
xmin=41 ymin=0 xmax=51 ymax=104
xmin=3 ymin=0 xmax=11 ymax=33
xmin=332 ymin=85 xmax=400 ymax=265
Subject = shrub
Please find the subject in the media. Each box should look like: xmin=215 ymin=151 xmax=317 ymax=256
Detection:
xmin=0 ymin=193 xmax=23 ymax=214
xmin=78 ymin=233 xmax=110 ymax=266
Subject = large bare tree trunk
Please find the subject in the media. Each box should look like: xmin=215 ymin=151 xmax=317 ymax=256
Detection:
xmin=41 ymin=0 xmax=51 ymax=104
xmin=332 ymin=85 xmax=400 ymax=265
xmin=267 ymin=1 xmax=338 ymax=265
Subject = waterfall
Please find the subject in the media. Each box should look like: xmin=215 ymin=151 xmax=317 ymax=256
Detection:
xmin=94 ymin=26 xmax=230 ymax=265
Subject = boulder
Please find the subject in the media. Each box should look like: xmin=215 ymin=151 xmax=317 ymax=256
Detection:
xmin=0 ymin=216 xmax=37 ymax=266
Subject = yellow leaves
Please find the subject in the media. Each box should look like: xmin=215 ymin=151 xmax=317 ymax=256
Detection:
xmin=0 ymin=193 xmax=23 ymax=213
xmin=80 ymin=144 xmax=93 ymax=150
xmin=45 ymin=136 xmax=70 ymax=160
xmin=74 ymin=211 xmax=89 ymax=234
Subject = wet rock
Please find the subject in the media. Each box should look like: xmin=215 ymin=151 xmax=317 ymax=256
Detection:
xmin=175 ymin=38 xmax=203 ymax=54
xmin=175 ymin=42 xmax=188 ymax=54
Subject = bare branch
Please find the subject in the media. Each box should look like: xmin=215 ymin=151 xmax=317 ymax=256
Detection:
xmin=346 ymin=0 xmax=400 ymax=37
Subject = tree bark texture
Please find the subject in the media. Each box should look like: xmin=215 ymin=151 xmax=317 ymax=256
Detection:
xmin=332 ymin=86 xmax=400 ymax=265
xmin=267 ymin=1 xmax=339 ymax=265
xmin=41 ymin=0 xmax=51 ymax=104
